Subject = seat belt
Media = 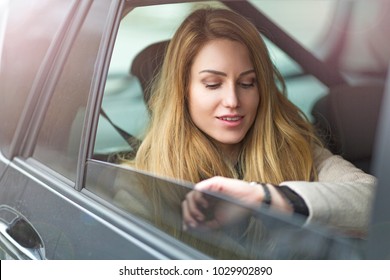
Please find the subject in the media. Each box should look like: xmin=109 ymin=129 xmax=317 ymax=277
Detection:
xmin=99 ymin=108 xmax=141 ymax=149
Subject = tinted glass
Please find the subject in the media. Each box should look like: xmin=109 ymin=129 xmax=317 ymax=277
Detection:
xmin=0 ymin=0 xmax=76 ymax=157
xmin=33 ymin=0 xmax=114 ymax=181
xmin=86 ymin=160 xmax=361 ymax=259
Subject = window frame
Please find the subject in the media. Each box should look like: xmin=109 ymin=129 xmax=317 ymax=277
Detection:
xmin=13 ymin=0 xmax=120 ymax=190
xmin=3 ymin=0 xmax=121 ymax=191
xmin=82 ymin=0 xmax=127 ymax=190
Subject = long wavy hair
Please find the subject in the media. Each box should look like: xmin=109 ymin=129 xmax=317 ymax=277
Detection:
xmin=133 ymin=7 xmax=320 ymax=185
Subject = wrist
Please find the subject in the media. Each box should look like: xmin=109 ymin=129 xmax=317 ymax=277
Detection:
xmin=250 ymin=182 xmax=296 ymax=214
xmin=277 ymin=185 xmax=309 ymax=217
xmin=249 ymin=182 xmax=272 ymax=207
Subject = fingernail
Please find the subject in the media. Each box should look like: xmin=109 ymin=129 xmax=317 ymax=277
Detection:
xmin=196 ymin=215 xmax=204 ymax=221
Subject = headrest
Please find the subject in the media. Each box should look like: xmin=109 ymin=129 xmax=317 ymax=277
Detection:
xmin=312 ymin=83 xmax=384 ymax=163
xmin=130 ymin=40 xmax=169 ymax=106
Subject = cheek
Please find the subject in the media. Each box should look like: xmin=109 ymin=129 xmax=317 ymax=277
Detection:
xmin=188 ymin=85 xmax=213 ymax=114
xmin=243 ymin=93 xmax=260 ymax=114
xmin=188 ymin=85 xmax=205 ymax=121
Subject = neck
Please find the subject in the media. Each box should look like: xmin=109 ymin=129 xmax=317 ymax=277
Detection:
xmin=216 ymin=142 xmax=242 ymax=165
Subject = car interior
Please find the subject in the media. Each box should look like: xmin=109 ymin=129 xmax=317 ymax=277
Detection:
xmin=312 ymin=83 xmax=384 ymax=174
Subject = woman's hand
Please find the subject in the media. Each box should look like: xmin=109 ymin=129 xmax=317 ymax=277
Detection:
xmin=181 ymin=176 xmax=293 ymax=231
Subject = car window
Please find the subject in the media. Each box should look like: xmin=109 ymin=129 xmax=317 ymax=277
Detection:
xmin=264 ymin=38 xmax=327 ymax=121
xmin=32 ymin=0 xmax=113 ymax=181
xmin=0 ymin=0 xmax=76 ymax=158
xmin=254 ymin=0 xmax=390 ymax=80
xmin=94 ymin=2 xmax=201 ymax=159
xmin=85 ymin=1 xmax=367 ymax=259
xmin=85 ymin=160 xmax=361 ymax=259
xmin=249 ymin=0 xmax=337 ymax=52
xmin=247 ymin=0 xmax=333 ymax=120
xmin=93 ymin=1 xmax=328 ymax=161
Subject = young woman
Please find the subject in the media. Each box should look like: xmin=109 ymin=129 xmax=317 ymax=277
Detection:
xmin=124 ymin=7 xmax=375 ymax=247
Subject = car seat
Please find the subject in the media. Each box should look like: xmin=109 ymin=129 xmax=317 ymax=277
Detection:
xmin=312 ymin=83 xmax=385 ymax=173
xmin=92 ymin=41 xmax=169 ymax=162
xmin=130 ymin=40 xmax=170 ymax=107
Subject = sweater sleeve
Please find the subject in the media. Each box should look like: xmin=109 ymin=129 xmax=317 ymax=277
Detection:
xmin=280 ymin=148 xmax=376 ymax=236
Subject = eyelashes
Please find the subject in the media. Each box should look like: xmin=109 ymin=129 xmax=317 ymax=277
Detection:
xmin=204 ymin=79 xmax=256 ymax=90
xmin=239 ymin=81 xmax=256 ymax=88
xmin=205 ymin=83 xmax=221 ymax=89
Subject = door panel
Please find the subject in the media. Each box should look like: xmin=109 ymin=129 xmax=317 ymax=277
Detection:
xmin=0 ymin=161 xmax=162 ymax=259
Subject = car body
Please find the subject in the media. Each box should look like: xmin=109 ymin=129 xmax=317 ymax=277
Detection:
xmin=0 ymin=0 xmax=389 ymax=259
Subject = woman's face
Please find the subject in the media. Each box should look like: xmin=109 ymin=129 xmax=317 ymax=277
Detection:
xmin=188 ymin=39 xmax=259 ymax=156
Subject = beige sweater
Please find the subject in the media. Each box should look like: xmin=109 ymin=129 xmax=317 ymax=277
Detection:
xmin=282 ymin=148 xmax=376 ymax=236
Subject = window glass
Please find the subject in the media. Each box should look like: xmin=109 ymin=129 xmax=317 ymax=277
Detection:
xmin=264 ymin=38 xmax=327 ymax=121
xmin=0 ymin=0 xmax=76 ymax=157
xmin=249 ymin=0 xmax=335 ymax=120
xmin=33 ymin=0 xmax=113 ymax=181
xmin=85 ymin=160 xmax=362 ymax=259
xmin=250 ymin=0 xmax=337 ymax=52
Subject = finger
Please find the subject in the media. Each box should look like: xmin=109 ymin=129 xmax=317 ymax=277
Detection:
xmin=195 ymin=176 xmax=226 ymax=193
xmin=192 ymin=189 xmax=209 ymax=208
xmin=203 ymin=219 xmax=221 ymax=230
xmin=181 ymin=200 xmax=198 ymax=230
xmin=185 ymin=191 xmax=207 ymax=221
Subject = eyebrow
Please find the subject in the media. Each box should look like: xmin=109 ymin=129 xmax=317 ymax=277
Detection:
xmin=199 ymin=69 xmax=255 ymax=77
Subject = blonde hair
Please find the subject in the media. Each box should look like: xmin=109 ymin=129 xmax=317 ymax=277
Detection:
xmin=133 ymin=8 xmax=320 ymax=184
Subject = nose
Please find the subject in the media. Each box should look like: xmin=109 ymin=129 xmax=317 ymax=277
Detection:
xmin=222 ymin=84 xmax=239 ymax=108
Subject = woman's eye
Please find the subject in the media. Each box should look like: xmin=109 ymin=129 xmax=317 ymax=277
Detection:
xmin=205 ymin=83 xmax=221 ymax=89
xmin=239 ymin=82 xmax=255 ymax=89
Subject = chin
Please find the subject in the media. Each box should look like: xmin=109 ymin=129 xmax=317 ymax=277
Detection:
xmin=217 ymin=138 xmax=245 ymax=145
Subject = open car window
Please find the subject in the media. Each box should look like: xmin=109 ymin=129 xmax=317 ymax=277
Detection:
xmin=93 ymin=1 xmax=330 ymax=160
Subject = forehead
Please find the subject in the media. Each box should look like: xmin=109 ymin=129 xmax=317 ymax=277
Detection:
xmin=192 ymin=39 xmax=253 ymax=72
